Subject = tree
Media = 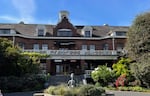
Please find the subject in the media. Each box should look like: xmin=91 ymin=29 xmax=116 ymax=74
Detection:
xmin=0 ymin=38 xmax=21 ymax=76
xmin=125 ymin=12 xmax=150 ymax=88
xmin=19 ymin=52 xmax=49 ymax=75
xmin=126 ymin=12 xmax=150 ymax=61
xmin=0 ymin=38 xmax=49 ymax=76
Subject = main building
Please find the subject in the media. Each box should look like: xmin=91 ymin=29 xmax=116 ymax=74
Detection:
xmin=0 ymin=11 xmax=128 ymax=76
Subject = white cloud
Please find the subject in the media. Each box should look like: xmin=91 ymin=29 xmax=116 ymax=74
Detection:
xmin=0 ymin=15 xmax=34 ymax=23
xmin=11 ymin=0 xmax=36 ymax=23
xmin=0 ymin=15 xmax=20 ymax=22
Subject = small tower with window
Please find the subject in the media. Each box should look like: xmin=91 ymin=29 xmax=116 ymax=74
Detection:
xmin=59 ymin=10 xmax=69 ymax=21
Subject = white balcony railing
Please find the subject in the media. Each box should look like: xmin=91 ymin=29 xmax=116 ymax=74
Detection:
xmin=84 ymin=70 xmax=93 ymax=78
xmin=24 ymin=50 xmax=117 ymax=56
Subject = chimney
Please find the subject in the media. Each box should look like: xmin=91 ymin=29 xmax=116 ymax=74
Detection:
xmin=59 ymin=10 xmax=69 ymax=21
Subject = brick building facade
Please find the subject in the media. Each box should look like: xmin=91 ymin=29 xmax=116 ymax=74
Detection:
xmin=0 ymin=11 xmax=128 ymax=75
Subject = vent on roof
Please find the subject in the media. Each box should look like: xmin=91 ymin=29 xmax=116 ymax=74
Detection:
xmin=103 ymin=24 xmax=109 ymax=26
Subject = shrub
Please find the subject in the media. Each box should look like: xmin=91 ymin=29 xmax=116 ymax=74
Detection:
xmin=78 ymin=84 xmax=105 ymax=96
xmin=0 ymin=74 xmax=46 ymax=92
xmin=44 ymin=84 xmax=105 ymax=96
xmin=95 ymin=82 xmax=101 ymax=87
xmin=112 ymin=58 xmax=131 ymax=77
xmin=44 ymin=84 xmax=77 ymax=95
xmin=44 ymin=86 xmax=56 ymax=95
xmin=91 ymin=65 xmax=115 ymax=86
xmin=131 ymin=86 xmax=143 ymax=92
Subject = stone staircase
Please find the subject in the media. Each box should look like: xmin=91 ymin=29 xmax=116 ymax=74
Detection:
xmin=47 ymin=75 xmax=84 ymax=86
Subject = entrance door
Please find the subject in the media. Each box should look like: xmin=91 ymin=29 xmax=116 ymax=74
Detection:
xmin=56 ymin=64 xmax=70 ymax=75
xmin=56 ymin=65 xmax=63 ymax=74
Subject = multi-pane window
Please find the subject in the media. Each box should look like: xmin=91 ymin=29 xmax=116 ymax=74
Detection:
xmin=89 ymin=45 xmax=95 ymax=50
xmin=117 ymin=43 xmax=124 ymax=50
xmin=57 ymin=30 xmax=72 ymax=37
xmin=116 ymin=31 xmax=126 ymax=36
xmin=84 ymin=31 xmax=91 ymax=37
xmin=103 ymin=44 xmax=109 ymax=50
xmin=33 ymin=44 xmax=39 ymax=50
xmin=42 ymin=44 xmax=48 ymax=50
xmin=18 ymin=42 xmax=25 ymax=49
xmin=38 ymin=29 xmax=44 ymax=36
xmin=82 ymin=45 xmax=87 ymax=50
xmin=0 ymin=29 xmax=10 ymax=34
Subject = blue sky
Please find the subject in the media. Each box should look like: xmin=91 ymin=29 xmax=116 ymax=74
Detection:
xmin=0 ymin=0 xmax=150 ymax=26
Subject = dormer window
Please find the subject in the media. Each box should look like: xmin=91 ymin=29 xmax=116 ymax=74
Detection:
xmin=57 ymin=29 xmax=72 ymax=37
xmin=82 ymin=26 xmax=92 ymax=37
xmin=116 ymin=31 xmax=126 ymax=36
xmin=85 ymin=31 xmax=91 ymax=37
xmin=0 ymin=29 xmax=10 ymax=34
xmin=38 ymin=29 xmax=44 ymax=36
xmin=36 ymin=25 xmax=46 ymax=36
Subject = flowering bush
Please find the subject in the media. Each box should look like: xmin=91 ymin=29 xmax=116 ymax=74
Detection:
xmin=115 ymin=74 xmax=126 ymax=89
xmin=91 ymin=65 xmax=115 ymax=86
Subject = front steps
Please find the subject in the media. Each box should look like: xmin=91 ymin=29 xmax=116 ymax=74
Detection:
xmin=47 ymin=75 xmax=84 ymax=86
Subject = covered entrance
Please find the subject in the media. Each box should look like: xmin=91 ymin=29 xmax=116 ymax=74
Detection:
xmin=51 ymin=59 xmax=81 ymax=75
xmin=56 ymin=64 xmax=70 ymax=75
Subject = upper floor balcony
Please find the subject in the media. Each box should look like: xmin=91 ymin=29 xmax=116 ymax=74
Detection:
xmin=24 ymin=50 xmax=117 ymax=56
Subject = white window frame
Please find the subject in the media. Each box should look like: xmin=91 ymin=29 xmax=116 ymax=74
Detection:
xmin=33 ymin=44 xmax=39 ymax=50
xmin=42 ymin=44 xmax=48 ymax=50
xmin=90 ymin=45 xmax=95 ymax=50
xmin=84 ymin=31 xmax=91 ymax=37
xmin=115 ymin=31 xmax=126 ymax=36
xmin=82 ymin=45 xmax=87 ymax=50
xmin=36 ymin=25 xmax=46 ymax=36
xmin=103 ymin=44 xmax=109 ymax=50
xmin=82 ymin=26 xmax=92 ymax=37
xmin=0 ymin=29 xmax=10 ymax=34
xmin=18 ymin=42 xmax=25 ymax=50
xmin=57 ymin=29 xmax=72 ymax=37
xmin=38 ymin=29 xmax=45 ymax=36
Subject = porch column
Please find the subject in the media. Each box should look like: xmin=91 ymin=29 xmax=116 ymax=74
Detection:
xmin=46 ymin=59 xmax=51 ymax=74
xmin=80 ymin=60 xmax=86 ymax=73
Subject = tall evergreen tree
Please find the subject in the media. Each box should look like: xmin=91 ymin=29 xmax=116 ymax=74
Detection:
xmin=126 ymin=12 xmax=150 ymax=88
